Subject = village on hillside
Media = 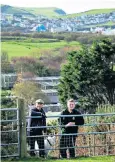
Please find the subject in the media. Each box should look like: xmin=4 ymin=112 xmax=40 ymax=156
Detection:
xmin=1 ymin=11 xmax=115 ymax=34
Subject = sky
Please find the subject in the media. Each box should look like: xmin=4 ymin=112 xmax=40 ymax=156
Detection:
xmin=1 ymin=0 xmax=115 ymax=14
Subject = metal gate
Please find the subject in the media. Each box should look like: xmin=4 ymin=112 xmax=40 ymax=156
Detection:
xmin=1 ymin=99 xmax=115 ymax=158
xmin=1 ymin=107 xmax=20 ymax=158
xmin=1 ymin=98 xmax=27 ymax=158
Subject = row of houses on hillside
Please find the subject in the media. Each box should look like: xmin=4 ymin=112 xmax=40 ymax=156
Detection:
xmin=1 ymin=11 xmax=115 ymax=33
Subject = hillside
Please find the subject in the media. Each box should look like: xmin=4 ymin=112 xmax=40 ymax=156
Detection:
xmin=1 ymin=5 xmax=115 ymax=33
xmin=1 ymin=5 xmax=115 ymax=19
xmin=63 ymin=8 xmax=115 ymax=18
xmin=1 ymin=5 xmax=66 ymax=17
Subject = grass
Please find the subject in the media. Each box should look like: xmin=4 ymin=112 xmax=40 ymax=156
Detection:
xmin=85 ymin=21 xmax=115 ymax=28
xmin=64 ymin=8 xmax=115 ymax=18
xmin=1 ymin=5 xmax=64 ymax=18
xmin=1 ymin=156 xmax=115 ymax=162
xmin=1 ymin=41 xmax=79 ymax=59
xmin=21 ymin=7 xmax=62 ymax=17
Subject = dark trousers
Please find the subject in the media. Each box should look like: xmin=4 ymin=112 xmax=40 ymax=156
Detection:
xmin=60 ymin=134 xmax=76 ymax=158
xmin=30 ymin=131 xmax=45 ymax=157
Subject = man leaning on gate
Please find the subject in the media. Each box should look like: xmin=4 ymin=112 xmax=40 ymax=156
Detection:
xmin=59 ymin=98 xmax=84 ymax=158
xmin=27 ymin=99 xmax=46 ymax=158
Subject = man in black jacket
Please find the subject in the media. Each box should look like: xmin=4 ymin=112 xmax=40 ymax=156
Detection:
xmin=27 ymin=99 xmax=46 ymax=157
xmin=59 ymin=98 xmax=84 ymax=158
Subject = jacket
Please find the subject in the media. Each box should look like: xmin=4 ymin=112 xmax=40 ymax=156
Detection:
xmin=59 ymin=109 xmax=84 ymax=134
xmin=27 ymin=107 xmax=46 ymax=134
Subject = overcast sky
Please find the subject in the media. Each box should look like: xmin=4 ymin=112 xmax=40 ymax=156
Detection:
xmin=1 ymin=0 xmax=115 ymax=14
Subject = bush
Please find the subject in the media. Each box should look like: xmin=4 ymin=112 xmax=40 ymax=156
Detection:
xmin=47 ymin=120 xmax=59 ymax=135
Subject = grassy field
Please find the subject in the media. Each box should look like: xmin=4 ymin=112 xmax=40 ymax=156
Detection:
xmin=1 ymin=156 xmax=115 ymax=162
xmin=2 ymin=5 xmax=115 ymax=18
xmin=1 ymin=5 xmax=65 ymax=18
xmin=83 ymin=21 xmax=115 ymax=28
xmin=21 ymin=7 xmax=64 ymax=17
xmin=1 ymin=41 xmax=79 ymax=59
xmin=64 ymin=8 xmax=115 ymax=18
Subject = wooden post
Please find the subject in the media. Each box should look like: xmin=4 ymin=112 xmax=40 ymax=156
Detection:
xmin=18 ymin=98 xmax=27 ymax=158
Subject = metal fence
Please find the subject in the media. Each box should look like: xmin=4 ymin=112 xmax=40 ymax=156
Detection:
xmin=1 ymin=99 xmax=27 ymax=158
xmin=26 ymin=113 xmax=115 ymax=158
xmin=1 ymin=100 xmax=115 ymax=159
xmin=1 ymin=108 xmax=19 ymax=158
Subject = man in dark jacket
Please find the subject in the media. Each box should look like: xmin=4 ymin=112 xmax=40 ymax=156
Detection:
xmin=27 ymin=99 xmax=46 ymax=157
xmin=59 ymin=98 xmax=84 ymax=158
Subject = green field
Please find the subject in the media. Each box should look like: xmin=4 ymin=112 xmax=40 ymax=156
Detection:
xmin=1 ymin=5 xmax=65 ymax=18
xmin=2 ymin=156 xmax=115 ymax=162
xmin=63 ymin=8 xmax=115 ymax=18
xmin=84 ymin=21 xmax=115 ymax=28
xmin=2 ymin=5 xmax=115 ymax=18
xmin=21 ymin=7 xmax=64 ymax=17
xmin=1 ymin=41 xmax=79 ymax=59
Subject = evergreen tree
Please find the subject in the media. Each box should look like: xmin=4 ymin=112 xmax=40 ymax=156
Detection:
xmin=58 ymin=39 xmax=115 ymax=112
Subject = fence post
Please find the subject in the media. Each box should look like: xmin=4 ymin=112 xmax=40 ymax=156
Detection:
xmin=18 ymin=98 xmax=27 ymax=158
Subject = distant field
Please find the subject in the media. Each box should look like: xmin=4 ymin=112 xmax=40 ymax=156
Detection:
xmin=1 ymin=41 xmax=79 ymax=59
xmin=64 ymin=8 xmax=115 ymax=18
xmin=22 ymin=7 xmax=62 ymax=17
xmin=84 ymin=21 xmax=115 ymax=28
xmin=1 ymin=5 xmax=66 ymax=18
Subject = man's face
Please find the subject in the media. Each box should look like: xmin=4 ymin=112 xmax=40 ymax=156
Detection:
xmin=67 ymin=101 xmax=75 ymax=111
xmin=35 ymin=102 xmax=43 ymax=109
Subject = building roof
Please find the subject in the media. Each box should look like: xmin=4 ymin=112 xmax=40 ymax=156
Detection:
xmin=41 ymin=89 xmax=58 ymax=94
xmin=22 ymin=76 xmax=60 ymax=81
xmin=1 ymin=73 xmax=17 ymax=76
xmin=40 ymin=82 xmax=59 ymax=87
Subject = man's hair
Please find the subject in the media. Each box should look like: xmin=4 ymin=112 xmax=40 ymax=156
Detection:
xmin=67 ymin=98 xmax=75 ymax=102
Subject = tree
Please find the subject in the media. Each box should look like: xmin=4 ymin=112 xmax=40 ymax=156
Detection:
xmin=11 ymin=57 xmax=37 ymax=73
xmin=11 ymin=56 xmax=50 ymax=76
xmin=1 ymin=51 xmax=9 ymax=61
xmin=12 ymin=81 xmax=49 ymax=104
xmin=58 ymin=39 xmax=115 ymax=112
xmin=1 ymin=51 xmax=14 ymax=73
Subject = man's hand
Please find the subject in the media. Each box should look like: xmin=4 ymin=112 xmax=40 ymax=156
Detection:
xmin=42 ymin=113 xmax=46 ymax=118
xmin=65 ymin=122 xmax=75 ymax=127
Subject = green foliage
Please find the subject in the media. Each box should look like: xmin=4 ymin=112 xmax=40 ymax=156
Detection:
xmin=11 ymin=56 xmax=53 ymax=76
xmin=1 ymin=51 xmax=9 ymax=61
xmin=1 ymin=90 xmax=18 ymax=157
xmin=1 ymin=51 xmax=15 ymax=73
xmin=47 ymin=120 xmax=59 ymax=134
xmin=1 ymin=90 xmax=10 ymax=97
xmin=12 ymin=81 xmax=39 ymax=104
xmin=58 ymin=39 xmax=115 ymax=111
xmin=1 ymin=131 xmax=18 ymax=157
xmin=95 ymin=104 xmax=115 ymax=127
xmin=85 ymin=104 xmax=115 ymax=143
xmin=1 ymin=90 xmax=16 ymax=108
xmin=12 ymin=81 xmax=49 ymax=104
